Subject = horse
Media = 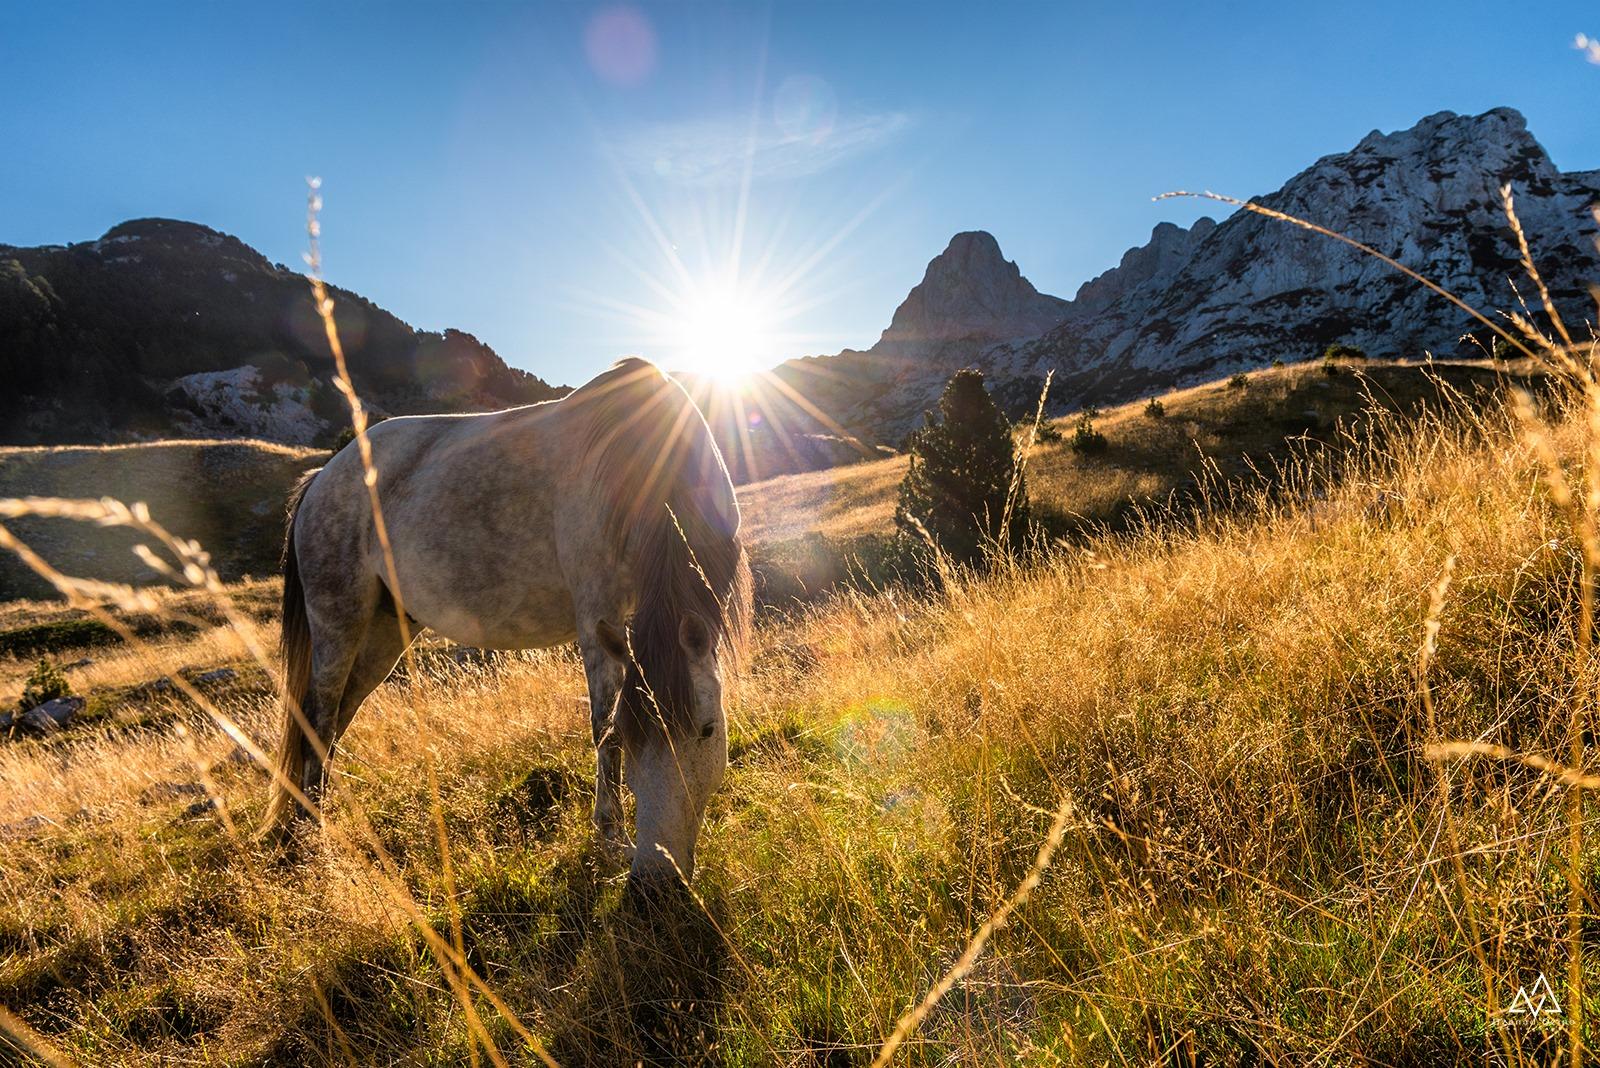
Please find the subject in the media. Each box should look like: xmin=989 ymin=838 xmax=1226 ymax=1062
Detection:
xmin=261 ymin=356 xmax=750 ymax=882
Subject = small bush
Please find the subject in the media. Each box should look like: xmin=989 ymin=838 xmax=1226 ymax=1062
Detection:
xmin=1271 ymin=358 xmax=1285 ymax=368
xmin=1228 ymin=373 xmax=1249 ymax=390
xmin=1033 ymin=420 xmax=1064 ymax=444
xmin=1144 ymin=398 xmax=1166 ymax=419
xmin=19 ymin=659 xmax=71 ymax=711
xmin=1070 ymin=412 xmax=1107 ymax=454
xmin=1322 ymin=342 xmax=1367 ymax=362
xmin=331 ymin=414 xmax=387 ymax=453
xmin=1491 ymin=337 xmax=1517 ymax=361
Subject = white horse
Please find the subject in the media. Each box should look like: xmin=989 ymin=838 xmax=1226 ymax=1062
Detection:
xmin=262 ymin=357 xmax=750 ymax=881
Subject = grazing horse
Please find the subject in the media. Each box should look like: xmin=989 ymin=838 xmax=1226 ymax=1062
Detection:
xmin=261 ymin=357 xmax=750 ymax=881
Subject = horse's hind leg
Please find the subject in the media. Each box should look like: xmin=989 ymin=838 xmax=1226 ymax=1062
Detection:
xmin=297 ymin=584 xmax=382 ymax=811
xmin=331 ymin=605 xmax=414 ymax=742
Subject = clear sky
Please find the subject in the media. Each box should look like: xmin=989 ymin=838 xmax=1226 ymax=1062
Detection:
xmin=4 ymin=2 xmax=1597 ymax=385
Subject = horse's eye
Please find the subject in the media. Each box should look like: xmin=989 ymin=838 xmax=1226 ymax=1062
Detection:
xmin=699 ymin=722 xmax=715 ymax=740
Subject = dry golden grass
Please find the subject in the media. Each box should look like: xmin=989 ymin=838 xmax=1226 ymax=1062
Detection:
xmin=741 ymin=357 xmax=1544 ymax=604
xmin=2 ymin=179 xmax=1596 ymax=1066
xmin=0 ymin=360 xmax=1533 ymax=613
xmin=0 ymin=376 xmax=1594 ymax=1064
xmin=0 ymin=441 xmax=324 ymax=601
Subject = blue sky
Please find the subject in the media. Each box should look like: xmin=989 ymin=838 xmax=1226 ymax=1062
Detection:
xmin=4 ymin=2 xmax=1597 ymax=385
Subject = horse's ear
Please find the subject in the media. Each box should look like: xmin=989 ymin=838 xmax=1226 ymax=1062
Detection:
xmin=595 ymin=619 xmax=630 ymax=662
xmin=678 ymin=612 xmax=712 ymax=659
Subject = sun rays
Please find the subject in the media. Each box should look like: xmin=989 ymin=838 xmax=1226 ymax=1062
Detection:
xmin=544 ymin=5 xmax=925 ymax=484
xmin=667 ymin=277 xmax=781 ymax=381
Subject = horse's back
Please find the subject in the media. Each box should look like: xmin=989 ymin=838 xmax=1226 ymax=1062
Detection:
xmin=289 ymin=359 xmax=738 ymax=651
xmin=296 ymin=404 xmax=580 ymax=649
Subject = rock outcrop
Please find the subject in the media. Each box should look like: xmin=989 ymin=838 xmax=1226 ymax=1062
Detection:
xmin=0 ymin=218 xmax=566 ymax=445
xmin=779 ymin=107 xmax=1600 ymax=441
xmin=878 ymin=231 xmax=1070 ymax=349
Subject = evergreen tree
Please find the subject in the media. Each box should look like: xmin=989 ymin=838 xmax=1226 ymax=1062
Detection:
xmin=895 ymin=369 xmax=1029 ymax=564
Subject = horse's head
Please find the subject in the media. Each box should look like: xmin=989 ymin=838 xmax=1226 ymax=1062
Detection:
xmin=596 ymin=611 xmax=728 ymax=883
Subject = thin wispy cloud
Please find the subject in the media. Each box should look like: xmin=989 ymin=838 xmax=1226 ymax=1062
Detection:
xmin=618 ymin=110 xmax=912 ymax=186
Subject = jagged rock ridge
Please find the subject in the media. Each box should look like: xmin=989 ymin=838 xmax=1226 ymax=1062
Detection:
xmin=776 ymin=107 xmax=1600 ymax=440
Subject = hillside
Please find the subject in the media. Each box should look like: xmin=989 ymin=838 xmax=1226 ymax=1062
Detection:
xmin=743 ymin=357 xmax=1542 ymax=601
xmin=0 ymin=440 xmax=326 ymax=601
xmin=770 ymin=107 xmax=1600 ymax=442
xmin=0 ymin=218 xmax=565 ymax=446
xmin=0 ymin=347 xmax=1585 ymax=1064
xmin=0 ymin=359 xmax=1538 ymax=605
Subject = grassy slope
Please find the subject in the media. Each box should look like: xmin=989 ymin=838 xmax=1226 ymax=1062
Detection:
xmin=0 ymin=367 xmax=1588 ymax=1064
xmin=0 ymin=440 xmax=327 ymax=601
xmin=742 ymin=358 xmax=1541 ymax=600
xmin=0 ymin=360 xmax=1532 ymax=608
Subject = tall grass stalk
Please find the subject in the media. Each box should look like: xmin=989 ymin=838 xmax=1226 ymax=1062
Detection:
xmin=1166 ymin=182 xmax=1599 ymax=1065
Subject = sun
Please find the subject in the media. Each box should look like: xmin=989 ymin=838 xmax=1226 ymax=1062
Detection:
xmin=670 ymin=281 xmax=778 ymax=382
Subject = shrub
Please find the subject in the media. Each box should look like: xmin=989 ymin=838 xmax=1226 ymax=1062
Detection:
xmin=1271 ymin=357 xmax=1285 ymax=368
xmin=19 ymin=659 xmax=71 ymax=711
xmin=1228 ymin=372 xmax=1249 ymax=390
xmin=1322 ymin=342 xmax=1367 ymax=362
xmin=331 ymin=414 xmax=387 ymax=453
xmin=1491 ymin=336 xmax=1517 ymax=361
xmin=1144 ymin=397 xmax=1166 ymax=418
xmin=1032 ymin=420 xmax=1064 ymax=444
xmin=896 ymin=369 xmax=1030 ymax=564
xmin=1070 ymin=412 xmax=1107 ymax=454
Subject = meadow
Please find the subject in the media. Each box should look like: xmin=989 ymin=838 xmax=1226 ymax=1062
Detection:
xmin=1 ymin=345 xmax=1592 ymax=1064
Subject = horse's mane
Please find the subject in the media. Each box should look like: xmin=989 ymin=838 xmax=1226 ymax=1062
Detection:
xmin=574 ymin=357 xmax=751 ymax=751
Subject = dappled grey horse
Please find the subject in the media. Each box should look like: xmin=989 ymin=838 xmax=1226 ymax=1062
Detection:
xmin=262 ymin=357 xmax=749 ymax=881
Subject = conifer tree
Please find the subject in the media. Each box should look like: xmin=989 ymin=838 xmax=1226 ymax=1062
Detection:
xmin=895 ymin=368 xmax=1029 ymax=564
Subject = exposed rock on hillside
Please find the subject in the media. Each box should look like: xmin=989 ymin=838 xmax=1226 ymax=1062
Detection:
xmin=777 ymin=107 xmax=1600 ymax=441
xmin=0 ymin=218 xmax=565 ymax=445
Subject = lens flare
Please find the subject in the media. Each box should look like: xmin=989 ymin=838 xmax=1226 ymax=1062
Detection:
xmin=584 ymin=6 xmax=657 ymax=87
xmin=671 ymin=281 xmax=777 ymax=381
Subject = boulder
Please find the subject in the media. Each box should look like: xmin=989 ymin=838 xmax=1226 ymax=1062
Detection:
xmin=17 ymin=695 xmax=84 ymax=733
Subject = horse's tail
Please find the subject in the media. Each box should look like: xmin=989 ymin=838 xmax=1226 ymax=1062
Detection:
xmin=260 ymin=469 xmax=319 ymax=841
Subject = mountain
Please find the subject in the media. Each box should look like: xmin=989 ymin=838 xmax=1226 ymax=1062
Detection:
xmin=776 ymin=107 xmax=1600 ymax=440
xmin=877 ymin=230 xmax=1071 ymax=350
xmin=6 ymin=107 xmax=1594 ymax=466
xmin=0 ymin=218 xmax=565 ymax=446
xmin=762 ymin=232 xmax=1067 ymax=443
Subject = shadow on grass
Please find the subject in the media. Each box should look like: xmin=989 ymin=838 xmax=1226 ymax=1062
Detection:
xmin=547 ymin=877 xmax=732 ymax=1066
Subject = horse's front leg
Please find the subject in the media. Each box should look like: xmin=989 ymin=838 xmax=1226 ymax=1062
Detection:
xmin=580 ymin=641 xmax=626 ymax=846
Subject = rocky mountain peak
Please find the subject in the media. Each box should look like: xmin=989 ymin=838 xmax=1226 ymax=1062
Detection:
xmin=1067 ymin=217 xmax=1217 ymax=319
xmin=1279 ymin=106 xmax=1559 ymax=219
xmin=1353 ymin=106 xmax=1531 ymax=157
xmin=102 ymin=217 xmax=225 ymax=242
xmin=773 ymin=106 xmax=1600 ymax=444
xmin=879 ymin=230 xmax=1069 ymax=348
